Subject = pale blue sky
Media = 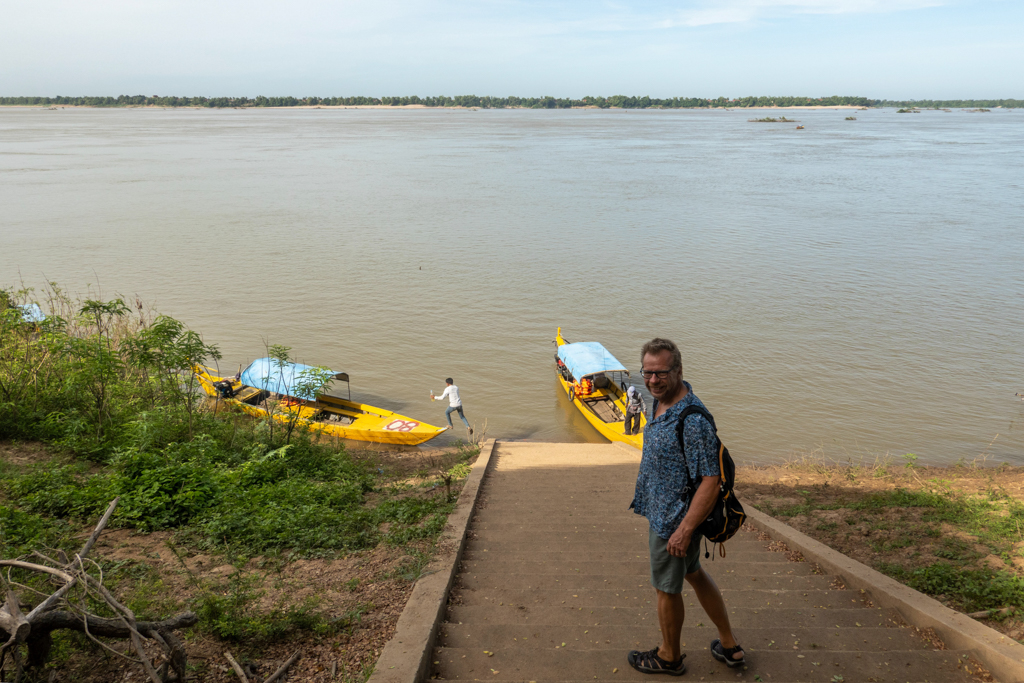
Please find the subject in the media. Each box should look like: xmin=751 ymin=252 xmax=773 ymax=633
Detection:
xmin=1 ymin=0 xmax=1021 ymax=98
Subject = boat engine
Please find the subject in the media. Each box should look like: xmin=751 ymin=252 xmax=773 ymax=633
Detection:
xmin=213 ymin=380 xmax=235 ymax=398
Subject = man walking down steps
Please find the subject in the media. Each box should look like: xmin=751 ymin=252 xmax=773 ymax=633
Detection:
xmin=628 ymin=338 xmax=743 ymax=675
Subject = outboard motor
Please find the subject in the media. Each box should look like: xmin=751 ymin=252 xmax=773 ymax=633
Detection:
xmin=213 ymin=380 xmax=235 ymax=398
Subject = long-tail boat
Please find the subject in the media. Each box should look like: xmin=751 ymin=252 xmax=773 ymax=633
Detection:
xmin=195 ymin=359 xmax=447 ymax=446
xmin=554 ymin=328 xmax=645 ymax=450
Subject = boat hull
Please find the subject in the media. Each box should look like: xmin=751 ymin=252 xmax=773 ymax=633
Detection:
xmin=194 ymin=366 xmax=447 ymax=446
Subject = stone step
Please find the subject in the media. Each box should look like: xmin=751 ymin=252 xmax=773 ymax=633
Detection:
xmin=470 ymin=520 xmax=758 ymax=528
xmin=431 ymin=443 xmax=972 ymax=683
xmin=469 ymin=516 xmax=645 ymax=528
xmin=457 ymin=572 xmax=839 ymax=592
xmin=462 ymin=541 xmax=772 ymax=557
xmin=445 ymin=605 xmax=894 ymax=629
xmin=475 ymin=506 xmax=648 ymax=515
xmin=439 ymin=623 xmax=933 ymax=653
xmin=457 ymin=560 xmax=819 ymax=577
xmin=464 ymin=534 xmax=771 ymax=548
xmin=479 ymin=493 xmax=639 ymax=501
xmin=460 ymin=550 xmax=794 ymax=564
xmin=432 ymin=646 xmax=975 ymax=682
xmin=472 ymin=509 xmax=643 ymax=518
xmin=453 ymin=587 xmax=868 ymax=611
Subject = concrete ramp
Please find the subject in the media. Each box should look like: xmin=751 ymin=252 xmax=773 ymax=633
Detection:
xmin=432 ymin=441 xmax=978 ymax=682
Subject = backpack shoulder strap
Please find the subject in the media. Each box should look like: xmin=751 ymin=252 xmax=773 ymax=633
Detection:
xmin=676 ymin=405 xmax=717 ymax=441
xmin=674 ymin=404 xmax=718 ymax=482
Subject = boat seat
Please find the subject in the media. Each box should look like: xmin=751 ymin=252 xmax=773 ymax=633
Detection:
xmin=584 ymin=397 xmax=624 ymax=423
xmin=233 ymin=387 xmax=262 ymax=403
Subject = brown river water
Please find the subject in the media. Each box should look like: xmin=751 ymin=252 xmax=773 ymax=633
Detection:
xmin=2 ymin=106 xmax=1022 ymax=464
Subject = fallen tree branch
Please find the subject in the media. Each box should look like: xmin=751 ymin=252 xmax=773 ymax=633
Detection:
xmin=264 ymin=650 xmax=302 ymax=683
xmin=0 ymin=577 xmax=29 ymax=658
xmin=967 ymin=606 xmax=1015 ymax=619
xmin=78 ymin=497 xmax=119 ymax=561
xmin=224 ymin=651 xmax=249 ymax=683
xmin=26 ymin=497 xmax=119 ymax=621
xmin=23 ymin=611 xmax=198 ymax=639
xmin=0 ymin=561 xmax=74 ymax=583
xmin=0 ymin=497 xmax=198 ymax=681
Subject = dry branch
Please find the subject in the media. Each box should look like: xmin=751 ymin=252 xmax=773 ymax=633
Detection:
xmin=225 ymin=651 xmax=250 ymax=683
xmin=0 ymin=498 xmax=195 ymax=682
xmin=968 ymin=607 xmax=1015 ymax=619
xmin=264 ymin=650 xmax=302 ymax=683
xmin=25 ymin=611 xmax=197 ymax=638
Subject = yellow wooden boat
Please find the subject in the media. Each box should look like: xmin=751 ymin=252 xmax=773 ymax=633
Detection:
xmin=554 ymin=328 xmax=645 ymax=450
xmin=194 ymin=359 xmax=447 ymax=446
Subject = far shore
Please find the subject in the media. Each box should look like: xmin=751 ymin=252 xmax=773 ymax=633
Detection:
xmin=2 ymin=103 xmax=878 ymax=111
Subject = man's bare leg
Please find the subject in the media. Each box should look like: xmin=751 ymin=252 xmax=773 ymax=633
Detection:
xmin=685 ymin=568 xmax=742 ymax=659
xmin=655 ymin=589 xmax=685 ymax=661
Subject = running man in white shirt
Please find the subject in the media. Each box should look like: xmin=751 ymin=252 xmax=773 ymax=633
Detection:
xmin=431 ymin=378 xmax=472 ymax=434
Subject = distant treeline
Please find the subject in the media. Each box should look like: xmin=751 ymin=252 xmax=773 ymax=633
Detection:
xmin=875 ymin=99 xmax=1023 ymax=109
xmin=1 ymin=94 xmax=1021 ymax=109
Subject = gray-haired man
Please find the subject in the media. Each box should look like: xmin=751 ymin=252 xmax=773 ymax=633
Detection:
xmin=627 ymin=338 xmax=744 ymax=675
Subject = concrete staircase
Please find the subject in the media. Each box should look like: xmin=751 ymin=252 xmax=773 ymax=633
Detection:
xmin=431 ymin=442 xmax=982 ymax=682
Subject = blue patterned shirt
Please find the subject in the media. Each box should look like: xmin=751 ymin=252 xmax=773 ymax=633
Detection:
xmin=630 ymin=382 xmax=720 ymax=539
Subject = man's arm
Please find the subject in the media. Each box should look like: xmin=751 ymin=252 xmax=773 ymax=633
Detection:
xmin=666 ymin=476 xmax=718 ymax=557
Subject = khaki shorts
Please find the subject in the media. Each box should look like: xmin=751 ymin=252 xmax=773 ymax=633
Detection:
xmin=649 ymin=528 xmax=702 ymax=594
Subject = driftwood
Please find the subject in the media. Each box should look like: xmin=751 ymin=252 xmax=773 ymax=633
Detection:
xmin=0 ymin=498 xmax=196 ymax=683
xmin=225 ymin=650 xmax=249 ymax=683
xmin=968 ymin=606 xmax=1015 ymax=619
xmin=264 ymin=650 xmax=301 ymax=683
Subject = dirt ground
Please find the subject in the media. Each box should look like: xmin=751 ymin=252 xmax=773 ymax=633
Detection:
xmin=0 ymin=441 xmax=475 ymax=683
xmin=738 ymin=461 xmax=1024 ymax=643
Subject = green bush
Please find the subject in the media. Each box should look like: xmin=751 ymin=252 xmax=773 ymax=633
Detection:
xmin=878 ymin=561 xmax=1024 ymax=612
xmin=111 ymin=449 xmax=219 ymax=531
xmin=0 ymin=504 xmax=71 ymax=556
xmin=7 ymin=464 xmax=114 ymax=519
xmin=201 ymin=478 xmax=372 ymax=553
xmin=194 ymin=570 xmax=342 ymax=642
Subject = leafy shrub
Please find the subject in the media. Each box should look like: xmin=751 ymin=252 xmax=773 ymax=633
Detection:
xmin=375 ymin=496 xmax=456 ymax=546
xmin=0 ymin=504 xmax=71 ymax=555
xmin=200 ymin=478 xmax=372 ymax=553
xmin=878 ymin=561 xmax=1024 ymax=612
xmin=111 ymin=446 xmax=220 ymax=530
xmin=194 ymin=570 xmax=344 ymax=642
xmin=7 ymin=464 xmax=114 ymax=519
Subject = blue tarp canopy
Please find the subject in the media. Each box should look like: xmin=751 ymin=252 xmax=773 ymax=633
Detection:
xmin=557 ymin=342 xmax=629 ymax=380
xmin=240 ymin=358 xmax=348 ymax=400
xmin=18 ymin=304 xmax=45 ymax=323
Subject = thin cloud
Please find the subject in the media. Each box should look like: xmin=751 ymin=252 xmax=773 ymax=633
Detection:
xmin=655 ymin=0 xmax=948 ymax=28
xmin=460 ymin=0 xmax=951 ymax=35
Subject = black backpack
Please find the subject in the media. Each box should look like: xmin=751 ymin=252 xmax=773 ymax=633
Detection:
xmin=676 ymin=405 xmax=746 ymax=557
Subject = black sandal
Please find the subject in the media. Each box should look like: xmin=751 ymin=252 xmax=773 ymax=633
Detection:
xmin=710 ymin=639 xmax=745 ymax=668
xmin=627 ymin=646 xmax=687 ymax=676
